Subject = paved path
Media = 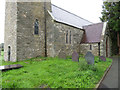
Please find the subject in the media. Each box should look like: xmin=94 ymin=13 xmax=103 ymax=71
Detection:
xmin=98 ymin=56 xmax=119 ymax=89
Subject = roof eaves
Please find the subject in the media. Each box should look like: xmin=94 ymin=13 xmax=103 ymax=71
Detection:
xmin=54 ymin=19 xmax=84 ymax=30
xmin=47 ymin=10 xmax=55 ymax=20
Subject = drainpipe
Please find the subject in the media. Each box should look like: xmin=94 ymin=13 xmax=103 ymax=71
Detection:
xmin=98 ymin=42 xmax=100 ymax=56
xmin=44 ymin=1 xmax=47 ymax=57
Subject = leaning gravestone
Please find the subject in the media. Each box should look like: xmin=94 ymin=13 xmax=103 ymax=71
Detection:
xmin=85 ymin=51 xmax=94 ymax=65
xmin=72 ymin=51 xmax=79 ymax=62
xmin=58 ymin=50 xmax=66 ymax=59
xmin=99 ymin=56 xmax=106 ymax=61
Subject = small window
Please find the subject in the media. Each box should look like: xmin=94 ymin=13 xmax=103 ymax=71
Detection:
xmin=90 ymin=45 xmax=92 ymax=50
xmin=66 ymin=30 xmax=68 ymax=44
xmin=69 ymin=31 xmax=71 ymax=44
xmin=34 ymin=19 xmax=39 ymax=35
xmin=8 ymin=46 xmax=11 ymax=61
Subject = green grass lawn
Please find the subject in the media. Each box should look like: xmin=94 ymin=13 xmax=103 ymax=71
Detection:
xmin=0 ymin=51 xmax=112 ymax=88
xmin=0 ymin=51 xmax=4 ymax=65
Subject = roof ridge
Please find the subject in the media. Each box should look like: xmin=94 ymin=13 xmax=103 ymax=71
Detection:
xmin=51 ymin=4 xmax=93 ymax=23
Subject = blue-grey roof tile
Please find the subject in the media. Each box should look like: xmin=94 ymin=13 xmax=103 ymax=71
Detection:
xmin=51 ymin=4 xmax=93 ymax=29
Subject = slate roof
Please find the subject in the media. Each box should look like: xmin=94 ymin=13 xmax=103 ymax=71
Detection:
xmin=51 ymin=4 xmax=93 ymax=29
xmin=81 ymin=22 xmax=104 ymax=43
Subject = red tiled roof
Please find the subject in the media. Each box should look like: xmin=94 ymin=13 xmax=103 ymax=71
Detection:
xmin=81 ymin=22 xmax=104 ymax=43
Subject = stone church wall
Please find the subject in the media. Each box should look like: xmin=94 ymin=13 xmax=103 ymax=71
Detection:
xmin=80 ymin=36 xmax=111 ymax=57
xmin=4 ymin=1 xmax=86 ymax=61
xmin=4 ymin=2 xmax=17 ymax=62
xmin=49 ymin=21 xmax=84 ymax=57
xmin=46 ymin=11 xmax=55 ymax=57
xmin=101 ymin=34 xmax=111 ymax=57
xmin=80 ymin=43 xmax=99 ymax=56
xmin=16 ymin=2 xmax=51 ymax=61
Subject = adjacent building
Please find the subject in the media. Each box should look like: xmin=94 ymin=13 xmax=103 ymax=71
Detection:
xmin=80 ymin=22 xmax=111 ymax=57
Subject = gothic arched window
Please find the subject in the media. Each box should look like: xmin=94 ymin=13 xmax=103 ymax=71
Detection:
xmin=69 ymin=31 xmax=71 ymax=44
xmin=66 ymin=30 xmax=68 ymax=44
xmin=34 ymin=19 xmax=39 ymax=35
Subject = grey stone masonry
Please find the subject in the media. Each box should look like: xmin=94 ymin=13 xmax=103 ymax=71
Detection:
xmin=80 ymin=29 xmax=112 ymax=57
xmin=50 ymin=21 xmax=84 ymax=57
xmin=4 ymin=2 xmax=51 ymax=61
xmin=4 ymin=1 xmax=84 ymax=61
xmin=4 ymin=2 xmax=17 ymax=62
xmin=80 ymin=43 xmax=99 ymax=56
xmin=17 ymin=2 xmax=50 ymax=61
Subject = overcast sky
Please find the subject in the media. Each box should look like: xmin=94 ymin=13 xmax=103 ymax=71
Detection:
xmin=0 ymin=0 xmax=103 ymax=43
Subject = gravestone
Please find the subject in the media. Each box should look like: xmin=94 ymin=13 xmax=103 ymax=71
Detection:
xmin=0 ymin=64 xmax=23 ymax=71
xmin=85 ymin=51 xmax=94 ymax=65
xmin=99 ymin=56 xmax=106 ymax=61
xmin=58 ymin=50 xmax=66 ymax=59
xmin=72 ymin=51 xmax=79 ymax=62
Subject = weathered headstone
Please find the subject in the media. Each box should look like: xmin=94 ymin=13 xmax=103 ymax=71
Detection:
xmin=58 ymin=50 xmax=66 ymax=59
xmin=85 ymin=51 xmax=94 ymax=65
xmin=99 ymin=56 xmax=106 ymax=61
xmin=72 ymin=51 xmax=79 ymax=62
xmin=0 ymin=64 xmax=23 ymax=71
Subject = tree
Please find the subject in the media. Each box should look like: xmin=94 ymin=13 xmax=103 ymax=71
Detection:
xmin=100 ymin=2 xmax=120 ymax=55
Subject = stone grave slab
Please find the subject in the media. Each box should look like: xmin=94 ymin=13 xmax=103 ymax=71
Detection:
xmin=99 ymin=56 xmax=106 ymax=61
xmin=72 ymin=51 xmax=79 ymax=62
xmin=58 ymin=50 xmax=66 ymax=59
xmin=85 ymin=51 xmax=94 ymax=65
xmin=0 ymin=64 xmax=23 ymax=71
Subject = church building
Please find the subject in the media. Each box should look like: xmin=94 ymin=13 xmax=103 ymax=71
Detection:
xmin=4 ymin=1 xmax=111 ymax=62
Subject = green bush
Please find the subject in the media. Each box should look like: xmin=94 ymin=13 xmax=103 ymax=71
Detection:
xmin=78 ymin=60 xmax=88 ymax=71
xmin=89 ymin=65 xmax=98 ymax=72
xmin=78 ymin=59 xmax=98 ymax=72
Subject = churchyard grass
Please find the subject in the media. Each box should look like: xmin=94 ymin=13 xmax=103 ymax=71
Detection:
xmin=0 ymin=51 xmax=4 ymax=65
xmin=0 ymin=52 xmax=112 ymax=88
